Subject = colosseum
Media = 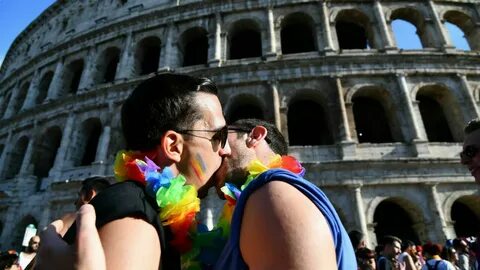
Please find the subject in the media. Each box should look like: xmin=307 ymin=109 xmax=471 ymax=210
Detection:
xmin=0 ymin=0 xmax=479 ymax=250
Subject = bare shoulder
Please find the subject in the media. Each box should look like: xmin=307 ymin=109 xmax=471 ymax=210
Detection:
xmin=240 ymin=180 xmax=337 ymax=269
xmin=99 ymin=217 xmax=161 ymax=270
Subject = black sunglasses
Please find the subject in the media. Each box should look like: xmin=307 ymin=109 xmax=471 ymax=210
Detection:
xmin=460 ymin=145 xmax=480 ymax=160
xmin=177 ymin=126 xmax=228 ymax=149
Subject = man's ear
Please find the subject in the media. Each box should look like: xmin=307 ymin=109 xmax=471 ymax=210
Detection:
xmin=246 ymin=126 xmax=268 ymax=148
xmin=160 ymin=130 xmax=183 ymax=162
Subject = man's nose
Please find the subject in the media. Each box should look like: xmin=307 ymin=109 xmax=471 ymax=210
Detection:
xmin=220 ymin=139 xmax=232 ymax=156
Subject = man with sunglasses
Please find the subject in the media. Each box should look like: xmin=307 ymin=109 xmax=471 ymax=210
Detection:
xmin=461 ymin=118 xmax=480 ymax=184
xmin=37 ymin=73 xmax=231 ymax=270
xmin=208 ymin=118 xmax=356 ymax=270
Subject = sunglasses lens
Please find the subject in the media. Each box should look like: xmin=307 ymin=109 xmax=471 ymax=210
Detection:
xmin=462 ymin=145 xmax=478 ymax=159
xmin=212 ymin=126 xmax=228 ymax=148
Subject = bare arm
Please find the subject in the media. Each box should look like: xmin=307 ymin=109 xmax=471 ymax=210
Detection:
xmin=240 ymin=181 xmax=337 ymax=270
xmin=98 ymin=217 xmax=161 ymax=270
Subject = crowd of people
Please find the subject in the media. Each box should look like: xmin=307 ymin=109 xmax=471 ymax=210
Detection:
xmin=351 ymin=232 xmax=480 ymax=270
xmin=0 ymin=72 xmax=479 ymax=269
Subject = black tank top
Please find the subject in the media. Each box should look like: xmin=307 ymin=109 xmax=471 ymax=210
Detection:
xmin=63 ymin=181 xmax=180 ymax=269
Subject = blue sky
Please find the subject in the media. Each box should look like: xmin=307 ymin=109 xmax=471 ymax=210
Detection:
xmin=0 ymin=1 xmax=470 ymax=68
xmin=0 ymin=0 xmax=55 ymax=67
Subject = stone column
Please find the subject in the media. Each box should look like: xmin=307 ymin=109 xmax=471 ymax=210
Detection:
xmin=116 ymin=33 xmax=135 ymax=80
xmin=19 ymin=137 xmax=35 ymax=175
xmin=373 ymin=0 xmax=395 ymax=50
xmin=208 ymin=13 xmax=222 ymax=66
xmin=427 ymin=183 xmax=451 ymax=242
xmin=428 ymin=0 xmax=453 ymax=51
xmin=335 ymin=77 xmax=356 ymax=159
xmin=0 ymin=131 xmax=13 ymax=178
xmin=352 ymin=184 xmax=370 ymax=247
xmin=78 ymin=48 xmax=96 ymax=92
xmin=50 ymin=114 xmax=75 ymax=179
xmin=46 ymin=58 xmax=65 ymax=100
xmin=160 ymin=22 xmax=176 ymax=70
xmin=320 ymin=1 xmax=334 ymax=52
xmin=265 ymin=7 xmax=277 ymax=59
xmin=269 ymin=80 xmax=281 ymax=130
xmin=458 ymin=74 xmax=480 ymax=121
xmin=21 ymin=70 xmax=40 ymax=110
xmin=94 ymin=126 xmax=111 ymax=164
xmin=3 ymin=82 xmax=20 ymax=119
xmin=396 ymin=74 xmax=422 ymax=141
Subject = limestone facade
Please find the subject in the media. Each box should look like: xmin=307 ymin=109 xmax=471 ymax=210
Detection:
xmin=0 ymin=0 xmax=479 ymax=250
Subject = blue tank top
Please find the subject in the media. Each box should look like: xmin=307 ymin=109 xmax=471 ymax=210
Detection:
xmin=214 ymin=168 xmax=357 ymax=270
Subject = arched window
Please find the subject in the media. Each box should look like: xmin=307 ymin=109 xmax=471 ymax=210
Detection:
xmin=12 ymin=82 xmax=30 ymax=113
xmin=0 ymin=92 xmax=11 ymax=118
xmin=281 ymin=12 xmax=316 ymax=54
xmin=97 ymin=47 xmax=121 ymax=83
xmin=416 ymin=85 xmax=463 ymax=142
xmin=180 ymin=27 xmax=208 ymax=66
xmin=227 ymin=95 xmax=264 ymax=124
xmin=451 ymin=196 xmax=480 ymax=238
xmin=392 ymin=19 xmax=423 ymax=49
xmin=33 ymin=126 xmax=62 ymax=179
xmin=136 ymin=37 xmax=161 ymax=75
xmin=352 ymin=96 xmax=393 ymax=143
xmin=79 ymin=118 xmax=102 ymax=166
xmin=390 ymin=8 xmax=429 ymax=49
xmin=36 ymin=71 xmax=53 ymax=104
xmin=374 ymin=199 xmax=421 ymax=244
xmin=64 ymin=59 xmax=84 ymax=95
xmin=4 ymin=136 xmax=29 ymax=179
xmin=288 ymin=99 xmax=333 ymax=146
xmin=335 ymin=10 xmax=374 ymax=50
xmin=444 ymin=11 xmax=478 ymax=51
xmin=229 ymin=20 xmax=262 ymax=59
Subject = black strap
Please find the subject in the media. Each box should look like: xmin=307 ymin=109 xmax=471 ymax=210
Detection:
xmin=426 ymin=260 xmax=442 ymax=270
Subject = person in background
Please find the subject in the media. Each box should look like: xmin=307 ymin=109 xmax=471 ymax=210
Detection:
xmin=357 ymin=247 xmax=377 ymax=270
xmin=18 ymin=236 xmax=39 ymax=269
xmin=398 ymin=240 xmax=419 ymax=270
xmin=421 ymin=242 xmax=456 ymax=270
xmin=377 ymin=235 xmax=402 ymax=270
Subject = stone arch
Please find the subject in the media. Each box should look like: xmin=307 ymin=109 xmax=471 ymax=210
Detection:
xmin=32 ymin=126 xmax=62 ymax=180
xmin=63 ymin=59 xmax=84 ymax=95
xmin=372 ymin=197 xmax=424 ymax=244
xmin=447 ymin=195 xmax=480 ymax=238
xmin=226 ymin=94 xmax=265 ymax=124
xmin=334 ymin=9 xmax=375 ymax=50
xmin=4 ymin=136 xmax=29 ymax=179
xmin=443 ymin=10 xmax=479 ymax=51
xmin=135 ymin=36 xmax=161 ymax=75
xmin=95 ymin=47 xmax=121 ymax=84
xmin=228 ymin=19 xmax=262 ymax=59
xmin=179 ymin=27 xmax=208 ymax=67
xmin=72 ymin=118 xmax=102 ymax=167
xmin=390 ymin=8 xmax=426 ymax=49
xmin=280 ymin=12 xmax=316 ymax=54
xmin=415 ymin=84 xmax=463 ymax=142
xmin=12 ymin=215 xmax=38 ymax=250
xmin=348 ymin=85 xmax=402 ymax=143
xmin=13 ymin=81 xmax=30 ymax=113
xmin=0 ymin=92 xmax=11 ymax=118
xmin=36 ymin=71 xmax=53 ymax=104
xmin=287 ymin=90 xmax=333 ymax=146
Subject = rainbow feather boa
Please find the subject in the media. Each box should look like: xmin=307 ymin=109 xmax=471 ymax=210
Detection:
xmin=114 ymin=151 xmax=304 ymax=269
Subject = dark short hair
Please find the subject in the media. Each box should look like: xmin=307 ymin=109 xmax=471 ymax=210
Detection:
xmin=121 ymin=73 xmax=218 ymax=151
xmin=356 ymin=247 xmax=375 ymax=260
xmin=423 ymin=242 xmax=443 ymax=256
xmin=401 ymin=240 xmax=415 ymax=252
xmin=381 ymin=235 xmax=402 ymax=246
xmin=81 ymin=176 xmax=111 ymax=194
xmin=465 ymin=118 xmax=480 ymax=134
xmin=230 ymin=118 xmax=288 ymax=155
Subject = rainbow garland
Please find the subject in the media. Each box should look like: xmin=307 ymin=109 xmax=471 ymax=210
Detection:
xmin=113 ymin=151 xmax=305 ymax=269
xmin=216 ymin=154 xmax=306 ymax=244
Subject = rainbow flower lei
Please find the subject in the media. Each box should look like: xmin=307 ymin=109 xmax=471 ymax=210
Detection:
xmin=113 ymin=151 xmax=304 ymax=269
xmin=216 ymin=154 xmax=306 ymax=245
